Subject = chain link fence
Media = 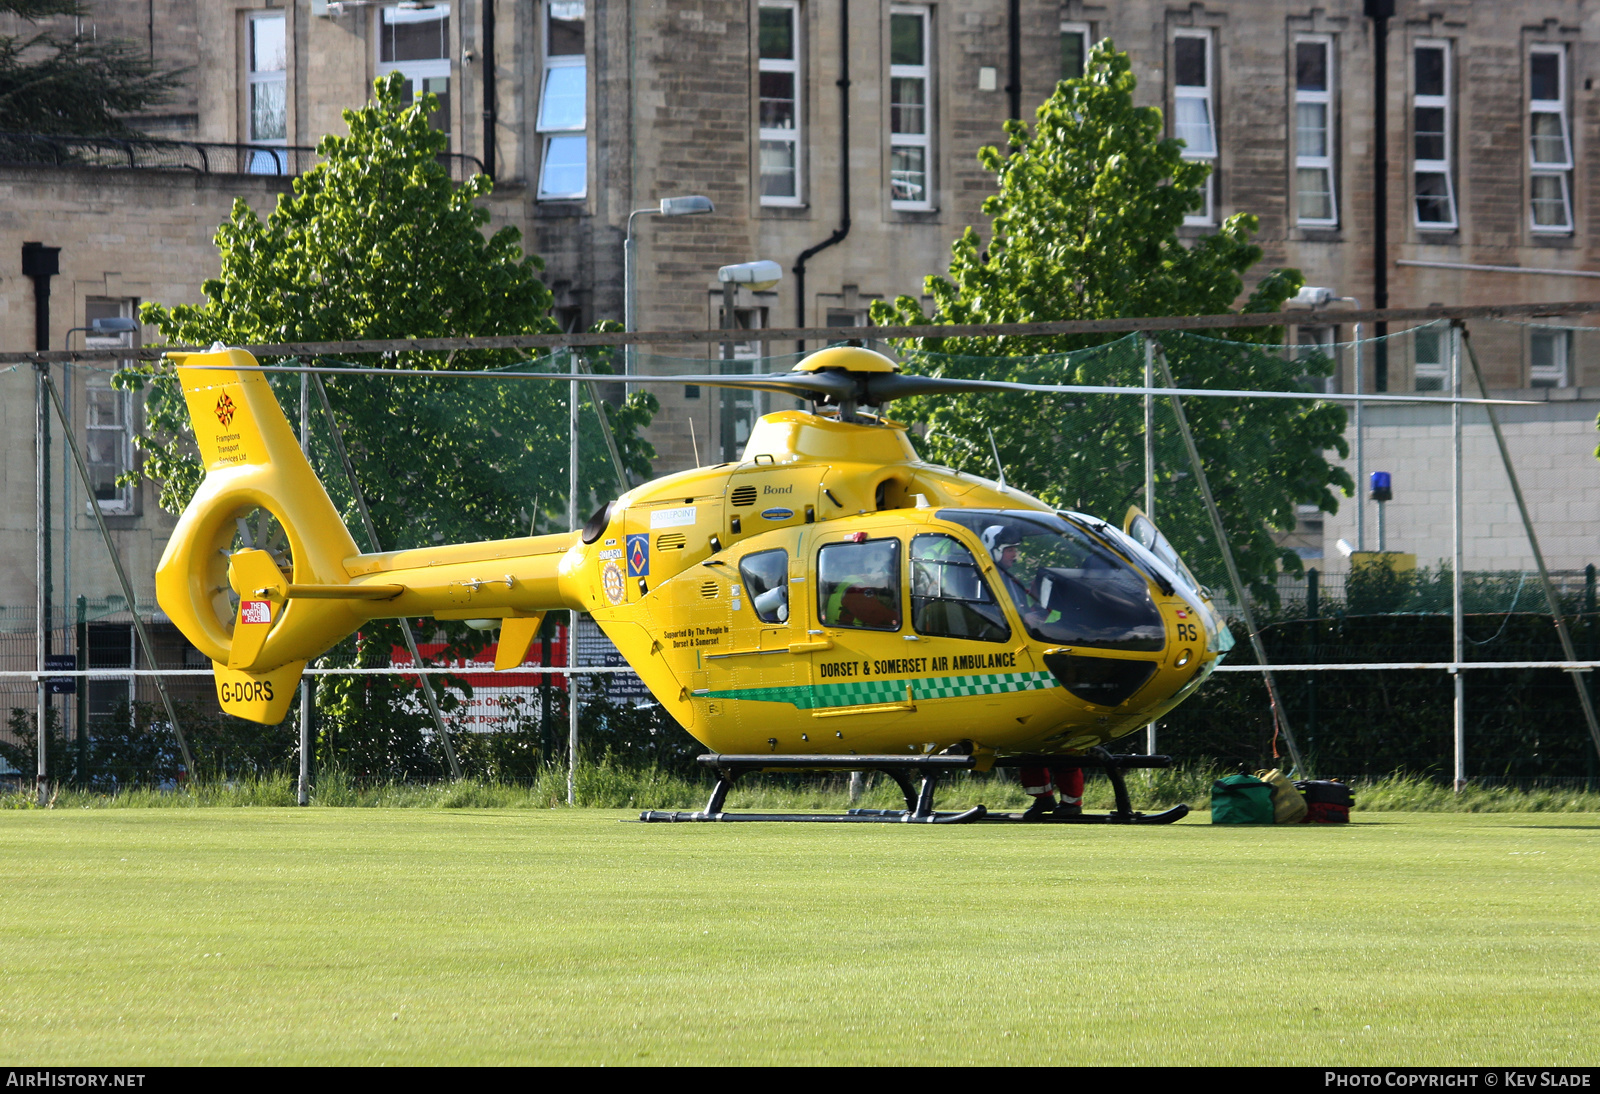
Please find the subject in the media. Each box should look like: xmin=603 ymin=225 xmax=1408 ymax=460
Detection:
xmin=6 ymin=319 xmax=1600 ymax=790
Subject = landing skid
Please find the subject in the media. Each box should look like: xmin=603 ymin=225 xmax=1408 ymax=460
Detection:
xmin=637 ymin=747 xmax=1188 ymax=826
xmin=985 ymin=749 xmax=1190 ymax=824
xmin=639 ymin=754 xmax=986 ymax=824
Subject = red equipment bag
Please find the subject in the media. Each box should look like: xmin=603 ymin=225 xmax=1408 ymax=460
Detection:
xmin=1295 ymin=779 xmax=1353 ymax=823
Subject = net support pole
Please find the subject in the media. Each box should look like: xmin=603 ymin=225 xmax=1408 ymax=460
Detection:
xmin=1452 ymin=325 xmax=1466 ymax=791
xmin=576 ymin=352 xmax=631 ymax=490
xmin=1354 ymin=323 xmax=1366 ymax=552
xmin=36 ymin=364 xmax=48 ymax=805
xmin=312 ymin=375 xmax=462 ymax=781
xmin=1154 ymin=346 xmax=1306 ymax=775
xmin=1460 ymin=323 xmax=1600 ymax=766
xmin=42 ymin=370 xmax=194 ymax=777
xmin=298 ymin=371 xmax=312 ymax=807
xmin=1142 ymin=334 xmax=1156 ymax=756
xmin=568 ymin=375 xmax=580 ymax=807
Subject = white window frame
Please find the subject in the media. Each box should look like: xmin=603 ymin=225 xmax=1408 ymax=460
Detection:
xmin=1413 ymin=326 xmax=1447 ymax=392
xmin=1294 ymin=324 xmax=1337 ymax=394
xmin=376 ymin=4 xmax=452 ymax=142
xmin=1173 ymin=29 xmax=1216 ymax=226
xmin=1060 ymin=21 xmax=1091 ymax=81
xmin=1528 ymin=45 xmax=1573 ymax=234
xmin=717 ymin=304 xmax=770 ymax=460
xmin=84 ymin=299 xmax=138 ymax=515
xmin=1294 ymin=34 xmax=1337 ymax=228
xmin=757 ymin=1 xmax=803 ymax=207
xmin=1412 ymin=39 xmax=1457 ymax=230
xmin=537 ymin=1 xmax=588 ymax=201
xmin=1529 ymin=328 xmax=1571 ymax=388
xmin=888 ymin=4 xmax=934 ymax=211
xmin=246 ymin=12 xmax=287 ymax=146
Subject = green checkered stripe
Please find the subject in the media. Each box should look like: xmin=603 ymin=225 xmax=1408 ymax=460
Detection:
xmin=706 ymin=670 xmax=1058 ymax=711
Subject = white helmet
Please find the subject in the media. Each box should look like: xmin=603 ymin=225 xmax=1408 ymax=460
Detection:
xmin=981 ymin=524 xmax=1022 ymax=561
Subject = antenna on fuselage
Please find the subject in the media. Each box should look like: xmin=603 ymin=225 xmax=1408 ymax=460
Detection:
xmin=986 ymin=427 xmax=1006 ymax=490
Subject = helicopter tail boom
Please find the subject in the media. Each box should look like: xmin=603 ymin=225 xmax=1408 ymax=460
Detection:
xmin=152 ymin=348 xmax=381 ymax=722
xmin=154 ymin=348 xmax=582 ymax=725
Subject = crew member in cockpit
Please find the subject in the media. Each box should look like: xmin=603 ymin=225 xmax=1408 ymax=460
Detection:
xmin=983 ymin=523 xmax=1084 ymax=820
xmin=981 ymin=524 xmax=1028 ymax=604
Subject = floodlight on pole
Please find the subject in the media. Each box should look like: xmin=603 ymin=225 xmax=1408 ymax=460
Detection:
xmin=717 ymin=260 xmax=783 ymax=292
xmin=624 ymin=194 xmax=714 ymax=380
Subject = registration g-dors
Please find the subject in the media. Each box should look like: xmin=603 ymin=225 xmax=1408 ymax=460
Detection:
xmin=156 ymin=345 xmax=1234 ymax=824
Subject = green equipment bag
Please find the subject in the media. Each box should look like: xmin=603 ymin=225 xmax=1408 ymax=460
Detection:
xmin=1210 ymin=773 xmax=1276 ymax=824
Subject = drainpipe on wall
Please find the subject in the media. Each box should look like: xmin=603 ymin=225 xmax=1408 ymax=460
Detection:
xmin=481 ymin=0 xmax=496 ymax=180
xmin=1005 ymin=0 xmax=1021 ymax=122
xmin=1365 ymin=0 xmax=1392 ymax=391
xmin=793 ymin=1 xmax=851 ymax=353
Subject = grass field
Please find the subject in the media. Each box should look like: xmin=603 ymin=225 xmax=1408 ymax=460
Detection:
xmin=1 ymin=809 xmax=1595 ymax=1065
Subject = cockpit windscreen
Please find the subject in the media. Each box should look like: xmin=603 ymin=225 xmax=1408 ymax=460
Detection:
xmin=938 ymin=510 xmax=1166 ymax=652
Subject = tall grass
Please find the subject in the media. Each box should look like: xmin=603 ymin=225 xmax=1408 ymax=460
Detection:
xmin=3 ymin=761 xmax=1596 ymax=812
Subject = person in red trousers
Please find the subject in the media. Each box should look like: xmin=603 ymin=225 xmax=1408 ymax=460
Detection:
xmin=1021 ymin=764 xmax=1084 ymax=819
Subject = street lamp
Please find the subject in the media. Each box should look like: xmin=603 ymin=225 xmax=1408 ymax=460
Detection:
xmin=624 ymin=195 xmax=713 ymax=377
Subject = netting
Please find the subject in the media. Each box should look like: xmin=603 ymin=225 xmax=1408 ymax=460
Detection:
xmin=6 ymin=317 xmax=1600 ymax=788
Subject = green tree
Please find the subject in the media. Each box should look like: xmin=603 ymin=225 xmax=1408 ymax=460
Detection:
xmin=0 ymin=1 xmax=182 ymax=135
xmin=873 ymin=41 xmax=1352 ymax=599
xmin=119 ymin=76 xmax=655 ymax=754
xmin=123 ymin=73 xmax=653 ymax=536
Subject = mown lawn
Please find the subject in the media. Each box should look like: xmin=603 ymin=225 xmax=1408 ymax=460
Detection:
xmin=0 ymin=809 xmax=1594 ymax=1065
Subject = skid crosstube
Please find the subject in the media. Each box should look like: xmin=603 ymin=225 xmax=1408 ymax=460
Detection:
xmin=639 ymin=754 xmax=986 ymax=824
xmin=636 ymin=747 xmax=1189 ymax=825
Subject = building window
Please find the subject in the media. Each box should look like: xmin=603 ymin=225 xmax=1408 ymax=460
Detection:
xmin=247 ymin=12 xmax=286 ymax=144
xmin=85 ymin=299 xmax=138 ymax=514
xmin=378 ymin=3 xmax=451 ymax=140
xmin=1294 ymin=325 xmax=1337 ymax=393
xmin=86 ymin=621 xmax=135 ymax=728
xmin=1294 ymin=35 xmax=1336 ymax=227
xmin=1529 ymin=329 xmax=1570 ymax=388
xmin=758 ymin=2 xmax=802 ymax=205
xmin=1529 ymin=46 xmax=1573 ymax=234
xmin=1173 ymin=29 xmax=1216 ymax=226
xmin=1061 ymin=22 xmax=1090 ymax=81
xmin=718 ymin=305 xmax=768 ymax=461
xmin=1413 ymin=327 xmax=1446 ymax=392
xmin=889 ymin=5 xmax=932 ymax=210
xmin=1412 ymin=40 xmax=1456 ymax=229
xmin=537 ymin=1 xmax=587 ymax=200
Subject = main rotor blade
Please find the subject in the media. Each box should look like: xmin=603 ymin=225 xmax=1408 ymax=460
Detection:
xmin=203 ymin=363 xmax=1537 ymax=407
xmin=864 ymin=371 xmax=1538 ymax=407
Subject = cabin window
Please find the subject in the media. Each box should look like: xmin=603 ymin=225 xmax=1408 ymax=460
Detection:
xmin=910 ymin=534 xmax=1010 ymax=643
xmin=817 ymin=538 xmax=902 ymax=631
xmin=739 ymin=549 xmax=790 ymax=623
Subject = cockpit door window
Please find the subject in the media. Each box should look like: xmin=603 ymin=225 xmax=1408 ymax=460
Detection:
xmin=817 ymin=538 xmax=902 ymax=631
xmin=910 ymin=533 xmax=1010 ymax=642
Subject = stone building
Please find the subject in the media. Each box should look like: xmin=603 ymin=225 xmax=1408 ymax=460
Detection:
xmin=5 ymin=0 xmax=1600 ymax=717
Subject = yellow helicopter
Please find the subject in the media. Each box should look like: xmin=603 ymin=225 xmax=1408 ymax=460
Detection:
xmin=155 ymin=343 xmax=1231 ymax=824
